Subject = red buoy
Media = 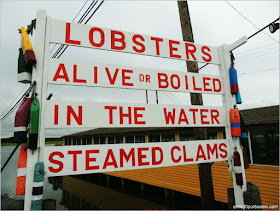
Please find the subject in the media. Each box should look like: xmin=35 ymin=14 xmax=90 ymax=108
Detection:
xmin=230 ymin=109 xmax=241 ymax=137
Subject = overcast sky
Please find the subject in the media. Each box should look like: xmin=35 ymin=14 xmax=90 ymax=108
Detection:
xmin=0 ymin=1 xmax=279 ymax=138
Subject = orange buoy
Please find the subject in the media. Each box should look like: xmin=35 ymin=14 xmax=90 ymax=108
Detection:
xmin=230 ymin=109 xmax=241 ymax=136
xmin=16 ymin=145 xmax=27 ymax=195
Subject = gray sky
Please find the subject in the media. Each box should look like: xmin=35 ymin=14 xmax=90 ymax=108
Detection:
xmin=0 ymin=1 xmax=279 ymax=138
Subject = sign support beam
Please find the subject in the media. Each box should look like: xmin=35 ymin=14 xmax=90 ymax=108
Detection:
xmin=218 ymin=44 xmax=247 ymax=207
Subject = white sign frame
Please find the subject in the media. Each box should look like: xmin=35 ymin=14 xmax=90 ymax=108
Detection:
xmin=24 ymin=10 xmax=248 ymax=210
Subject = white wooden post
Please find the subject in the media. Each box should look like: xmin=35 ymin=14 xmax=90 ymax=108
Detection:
xmin=218 ymin=43 xmax=247 ymax=207
xmin=24 ymin=10 xmax=49 ymax=210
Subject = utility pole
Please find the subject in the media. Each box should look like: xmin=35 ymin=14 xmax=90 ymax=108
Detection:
xmin=177 ymin=1 xmax=216 ymax=209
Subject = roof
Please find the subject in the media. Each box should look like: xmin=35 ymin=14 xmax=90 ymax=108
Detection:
xmin=240 ymin=105 xmax=279 ymax=126
xmin=63 ymin=105 xmax=279 ymax=138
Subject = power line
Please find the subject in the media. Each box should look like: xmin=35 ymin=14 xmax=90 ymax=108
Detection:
xmin=1 ymin=84 xmax=28 ymax=117
xmin=238 ymin=68 xmax=279 ymax=75
xmin=225 ymin=1 xmax=279 ymax=43
xmin=50 ymin=0 xmax=89 ymax=54
xmin=55 ymin=1 xmax=104 ymax=59
xmin=236 ymin=50 xmax=278 ymax=62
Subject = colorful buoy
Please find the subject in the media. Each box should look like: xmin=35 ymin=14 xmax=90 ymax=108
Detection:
xmin=29 ymin=98 xmax=40 ymax=150
xmin=14 ymin=98 xmax=32 ymax=144
xmin=16 ymin=145 xmax=27 ymax=195
xmin=30 ymin=162 xmax=44 ymax=210
xmin=229 ymin=67 xmax=239 ymax=94
xmin=230 ymin=109 xmax=241 ymax=137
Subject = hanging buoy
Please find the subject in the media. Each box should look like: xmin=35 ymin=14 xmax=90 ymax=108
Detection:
xmin=235 ymin=88 xmax=242 ymax=104
xmin=239 ymin=111 xmax=247 ymax=138
xmin=241 ymin=146 xmax=250 ymax=169
xmin=18 ymin=27 xmax=36 ymax=67
xmin=18 ymin=48 xmax=32 ymax=83
xmin=230 ymin=109 xmax=241 ymax=136
xmin=229 ymin=67 xmax=239 ymax=94
xmin=16 ymin=145 xmax=27 ymax=195
xmin=30 ymin=162 xmax=44 ymax=210
xmin=29 ymin=98 xmax=40 ymax=150
xmin=233 ymin=148 xmax=243 ymax=186
xmin=14 ymin=98 xmax=32 ymax=143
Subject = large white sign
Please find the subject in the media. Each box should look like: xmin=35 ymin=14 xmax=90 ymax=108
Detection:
xmin=48 ymin=59 xmax=224 ymax=94
xmin=45 ymin=139 xmax=230 ymax=176
xmin=49 ymin=19 xmax=220 ymax=64
xmin=46 ymin=101 xmax=227 ymax=128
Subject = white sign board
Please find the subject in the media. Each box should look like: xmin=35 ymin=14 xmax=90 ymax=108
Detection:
xmin=48 ymin=59 xmax=224 ymax=94
xmin=45 ymin=139 xmax=230 ymax=176
xmin=49 ymin=19 xmax=220 ymax=64
xmin=46 ymin=101 xmax=227 ymax=128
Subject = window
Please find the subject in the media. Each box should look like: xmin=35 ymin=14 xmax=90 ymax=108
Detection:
xmin=208 ymin=132 xmax=217 ymax=140
xmin=250 ymin=129 xmax=279 ymax=166
xmin=82 ymin=138 xmax=87 ymax=145
xmin=149 ymin=134 xmax=160 ymax=142
xmin=94 ymin=137 xmax=100 ymax=145
xmin=73 ymin=138 xmax=77 ymax=145
xmin=135 ymin=135 xmax=145 ymax=143
xmin=116 ymin=136 xmax=123 ymax=144
xmin=125 ymin=136 xmax=134 ymax=144
xmin=162 ymin=134 xmax=175 ymax=142
xmin=67 ymin=138 xmax=72 ymax=145
xmin=108 ymin=137 xmax=114 ymax=144
xmin=77 ymin=138 xmax=81 ymax=145
xmin=86 ymin=138 xmax=92 ymax=145
xmin=179 ymin=133 xmax=194 ymax=141
xmin=100 ymin=137 xmax=106 ymax=144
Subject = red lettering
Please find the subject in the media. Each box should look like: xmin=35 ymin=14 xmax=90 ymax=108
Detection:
xmin=213 ymin=78 xmax=221 ymax=92
xmin=211 ymin=110 xmax=220 ymax=124
xmin=132 ymin=35 xmax=145 ymax=53
xmin=207 ymin=144 xmax=218 ymax=159
xmin=65 ymin=23 xmax=81 ymax=45
xmin=151 ymin=37 xmax=163 ymax=55
xmin=134 ymin=107 xmax=146 ymax=124
xmin=203 ymin=77 xmax=212 ymax=91
xmin=94 ymin=66 xmax=98 ymax=84
xmin=67 ymin=106 xmax=82 ymax=125
xmin=163 ymin=108 xmax=175 ymax=124
xmin=201 ymin=46 xmax=212 ymax=62
xmin=169 ymin=40 xmax=181 ymax=58
xmin=68 ymin=150 xmax=82 ymax=171
xmin=53 ymin=64 xmax=70 ymax=82
xmin=219 ymin=143 xmax=228 ymax=158
xmin=73 ymin=65 xmax=86 ymax=83
xmin=138 ymin=148 xmax=149 ymax=166
xmin=103 ymin=149 xmax=118 ymax=169
xmin=105 ymin=68 xmax=119 ymax=85
xmin=120 ymin=148 xmax=135 ymax=167
xmin=111 ymin=30 xmax=126 ymax=50
xmin=171 ymin=75 xmax=180 ymax=89
xmin=48 ymin=152 xmax=64 ymax=173
xmin=178 ymin=109 xmax=189 ymax=124
xmin=86 ymin=150 xmax=99 ymax=170
xmin=120 ymin=106 xmax=132 ymax=124
xmin=185 ymin=43 xmax=197 ymax=61
xmin=185 ymin=75 xmax=189 ymax=90
xmin=196 ymin=145 xmax=206 ymax=161
xmin=89 ymin=27 xmax=105 ymax=47
xmin=152 ymin=147 xmax=163 ymax=165
xmin=189 ymin=109 xmax=198 ymax=124
xmin=200 ymin=109 xmax=209 ymax=124
xmin=193 ymin=76 xmax=202 ymax=91
xmin=54 ymin=105 xmax=58 ymax=125
xmin=171 ymin=146 xmax=181 ymax=163
xmin=66 ymin=106 xmax=82 ymax=125
xmin=105 ymin=106 xmax=117 ymax=124
xmin=158 ymin=73 xmax=169 ymax=88
xmin=183 ymin=146 xmax=194 ymax=162
xmin=122 ymin=69 xmax=133 ymax=86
